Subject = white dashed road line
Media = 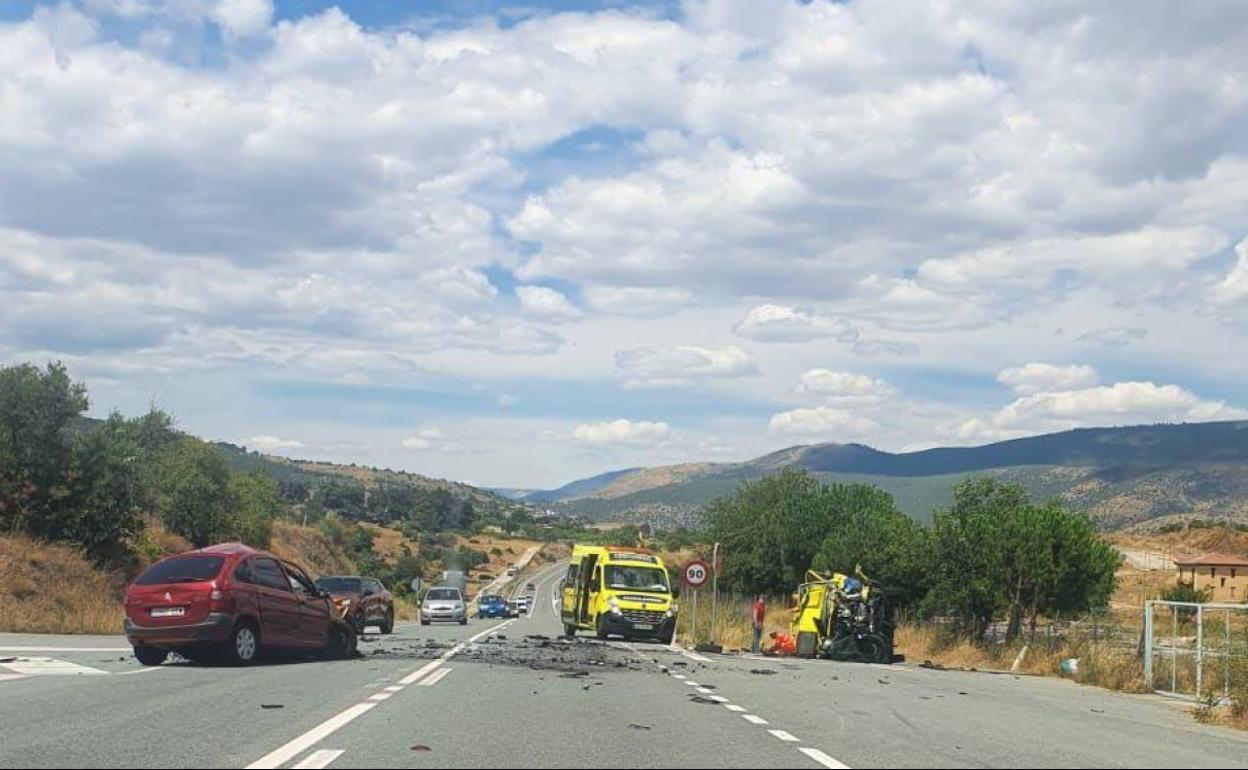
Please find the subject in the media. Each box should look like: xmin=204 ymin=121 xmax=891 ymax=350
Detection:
xmin=418 ymin=668 xmax=451 ymax=687
xmin=245 ymin=620 xmax=512 ymax=770
xmin=768 ymin=729 xmax=800 ymax=743
xmin=743 ymin=714 xmax=769 ymax=725
xmin=799 ymin=747 xmax=851 ymax=769
xmin=291 ymin=748 xmax=344 ymax=769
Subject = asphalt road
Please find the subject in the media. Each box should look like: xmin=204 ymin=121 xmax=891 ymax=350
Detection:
xmin=2 ymin=562 xmax=1247 ymax=769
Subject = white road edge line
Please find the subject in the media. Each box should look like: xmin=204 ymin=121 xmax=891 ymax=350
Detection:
xmin=798 ymin=747 xmax=851 ymax=769
xmin=115 ymin=667 xmax=164 ymax=676
xmin=743 ymin=714 xmax=769 ymax=725
xmin=292 ymin=749 xmax=345 ymax=770
xmin=245 ymin=620 xmax=511 ymax=770
xmin=418 ymin=668 xmax=451 ymax=687
xmin=769 ymin=729 xmax=800 ymax=742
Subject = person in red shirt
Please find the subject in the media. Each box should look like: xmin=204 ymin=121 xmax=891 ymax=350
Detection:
xmin=751 ymin=595 xmax=766 ymax=654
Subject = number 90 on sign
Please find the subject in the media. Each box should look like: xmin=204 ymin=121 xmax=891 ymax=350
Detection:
xmin=683 ymin=559 xmax=709 ymax=589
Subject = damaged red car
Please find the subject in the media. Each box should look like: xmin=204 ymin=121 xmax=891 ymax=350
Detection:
xmin=124 ymin=543 xmax=357 ymax=666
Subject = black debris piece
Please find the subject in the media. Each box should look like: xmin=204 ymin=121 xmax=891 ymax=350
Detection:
xmin=628 ymin=724 xmax=652 ymax=731
xmin=261 ymin=704 xmax=284 ymax=710
xmin=749 ymin=669 xmax=777 ymax=676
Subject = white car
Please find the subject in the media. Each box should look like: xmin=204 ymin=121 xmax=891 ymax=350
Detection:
xmin=515 ymin=595 xmax=530 ymax=615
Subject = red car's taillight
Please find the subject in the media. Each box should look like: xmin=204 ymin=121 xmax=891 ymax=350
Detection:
xmin=209 ymin=581 xmax=226 ymax=611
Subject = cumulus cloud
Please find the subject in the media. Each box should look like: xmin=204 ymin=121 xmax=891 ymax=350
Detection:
xmin=797 ymin=369 xmax=894 ymax=405
xmin=1212 ymin=237 xmax=1248 ymax=304
xmin=958 ymin=381 xmax=1247 ymax=443
xmin=516 ymin=285 xmax=581 ymax=322
xmin=210 ymin=0 xmax=273 ymax=39
xmin=401 ymin=427 xmax=445 ymax=450
xmin=733 ymin=304 xmax=858 ymax=343
xmin=998 ymin=363 xmax=1099 ymax=396
xmin=246 ymin=435 xmax=306 ymax=451
xmin=768 ymin=406 xmax=878 ymax=438
xmin=614 ymin=344 xmax=758 ymax=388
xmin=572 ymin=419 xmax=671 ymax=446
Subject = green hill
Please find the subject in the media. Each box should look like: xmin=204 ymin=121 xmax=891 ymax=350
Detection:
xmin=548 ymin=421 xmax=1248 ymax=531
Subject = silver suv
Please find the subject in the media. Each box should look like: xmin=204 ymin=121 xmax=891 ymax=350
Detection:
xmin=420 ymin=587 xmax=467 ymax=625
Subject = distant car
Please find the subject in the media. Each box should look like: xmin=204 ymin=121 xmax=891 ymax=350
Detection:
xmin=421 ymin=587 xmax=467 ymax=625
xmin=124 ymin=543 xmax=356 ymax=666
xmin=477 ymin=594 xmax=508 ymax=619
xmin=525 ymin=582 xmax=536 ymax=591
xmin=315 ymin=575 xmax=394 ymax=635
xmin=507 ymin=565 xmax=518 ymax=577
xmin=515 ymin=595 xmax=530 ymax=615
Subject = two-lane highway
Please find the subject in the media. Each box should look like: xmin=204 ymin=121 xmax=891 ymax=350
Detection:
xmin=3 ymin=564 xmax=1248 ymax=768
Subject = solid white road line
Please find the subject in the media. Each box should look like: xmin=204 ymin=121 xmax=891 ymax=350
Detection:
xmin=769 ymin=729 xmax=800 ymax=742
xmin=115 ymin=667 xmax=164 ymax=676
xmin=0 ymin=658 xmax=108 ymax=676
xmin=724 ymin=704 xmax=747 ymax=713
xmin=0 ymin=674 xmax=26 ymax=683
xmin=799 ymin=747 xmax=850 ymax=769
xmin=418 ymin=668 xmax=451 ymax=687
xmin=743 ymin=714 xmax=769 ymax=725
xmin=292 ymin=749 xmax=345 ymax=770
xmin=0 ymin=646 xmax=129 ymax=653
xmin=245 ymin=703 xmax=376 ymax=770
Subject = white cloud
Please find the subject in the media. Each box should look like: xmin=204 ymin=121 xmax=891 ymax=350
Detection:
xmin=572 ymin=419 xmax=671 ymax=446
xmin=516 ymin=285 xmax=580 ymax=322
xmin=768 ymin=406 xmax=878 ymax=438
xmin=246 ymin=435 xmax=306 ymax=451
xmin=582 ymin=285 xmax=692 ymax=316
xmin=957 ymin=381 xmax=1248 ymax=443
xmin=798 ymin=369 xmax=894 ymax=405
xmin=998 ymin=363 xmax=1099 ymax=396
xmin=733 ymin=304 xmax=858 ymax=343
xmin=401 ymin=427 xmax=445 ymax=450
xmin=1212 ymin=237 xmax=1248 ymax=304
xmin=210 ymin=0 xmax=272 ymax=39
xmin=615 ymin=344 xmax=757 ymax=388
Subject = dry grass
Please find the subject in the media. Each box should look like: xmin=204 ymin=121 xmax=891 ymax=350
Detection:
xmin=269 ymin=520 xmax=356 ymax=576
xmin=895 ymin=620 xmax=1150 ymax=695
xmin=394 ymin=594 xmax=420 ymax=621
xmin=0 ymin=535 xmax=124 ymax=634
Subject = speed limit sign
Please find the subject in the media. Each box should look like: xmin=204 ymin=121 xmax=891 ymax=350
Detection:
xmin=683 ymin=559 xmax=710 ymax=590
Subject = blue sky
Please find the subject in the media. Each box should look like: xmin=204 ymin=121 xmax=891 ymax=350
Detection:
xmin=2 ymin=1 xmax=1248 ymax=487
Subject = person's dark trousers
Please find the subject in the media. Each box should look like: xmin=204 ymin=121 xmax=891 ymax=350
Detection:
xmin=751 ymin=625 xmax=762 ymax=654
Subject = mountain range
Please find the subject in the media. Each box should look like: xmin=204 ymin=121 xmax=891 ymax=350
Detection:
xmin=520 ymin=421 xmax=1248 ymax=531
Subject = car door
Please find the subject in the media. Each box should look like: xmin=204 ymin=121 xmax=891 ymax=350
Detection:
xmin=560 ymin=564 xmax=579 ymax=624
xmin=576 ymin=554 xmax=600 ymax=625
xmin=251 ymin=557 xmax=300 ymax=648
xmin=285 ymin=562 xmax=332 ymax=647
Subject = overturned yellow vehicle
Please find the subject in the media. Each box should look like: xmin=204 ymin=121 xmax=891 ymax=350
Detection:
xmin=790 ymin=569 xmax=896 ymax=664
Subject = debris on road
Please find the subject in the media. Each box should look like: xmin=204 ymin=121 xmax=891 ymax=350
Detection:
xmin=628 ymin=724 xmax=652 ymax=731
xmin=689 ymin=695 xmax=720 ymax=705
xmin=749 ymin=668 xmax=777 ymax=676
xmin=411 ymin=745 xmax=432 ymax=752
xmin=260 ymin=704 xmax=284 ymax=709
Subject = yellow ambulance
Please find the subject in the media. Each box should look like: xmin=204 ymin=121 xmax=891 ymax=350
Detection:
xmin=560 ymin=545 xmax=677 ymax=644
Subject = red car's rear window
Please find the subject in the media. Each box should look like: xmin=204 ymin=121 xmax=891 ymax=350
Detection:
xmin=134 ymin=555 xmax=225 ymax=586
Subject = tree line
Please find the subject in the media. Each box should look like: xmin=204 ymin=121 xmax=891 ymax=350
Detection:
xmin=0 ymin=362 xmax=521 ymax=570
xmin=703 ymin=468 xmax=1120 ymax=643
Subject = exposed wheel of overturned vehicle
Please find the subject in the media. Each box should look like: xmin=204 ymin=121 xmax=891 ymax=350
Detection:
xmin=326 ymin=621 xmax=358 ymax=660
xmin=133 ymin=645 xmax=168 ymax=667
xmin=222 ymin=620 xmax=260 ymax=666
xmin=857 ymin=632 xmax=890 ymax=664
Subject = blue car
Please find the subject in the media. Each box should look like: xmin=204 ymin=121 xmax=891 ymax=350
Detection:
xmin=478 ymin=594 xmax=508 ymax=619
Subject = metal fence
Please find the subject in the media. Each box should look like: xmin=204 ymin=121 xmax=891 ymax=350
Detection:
xmin=1144 ymin=600 xmax=1248 ymax=703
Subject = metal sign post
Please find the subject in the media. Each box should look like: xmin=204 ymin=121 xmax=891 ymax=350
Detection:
xmin=711 ymin=543 xmax=722 ymax=644
xmin=683 ymin=558 xmax=710 ymax=647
